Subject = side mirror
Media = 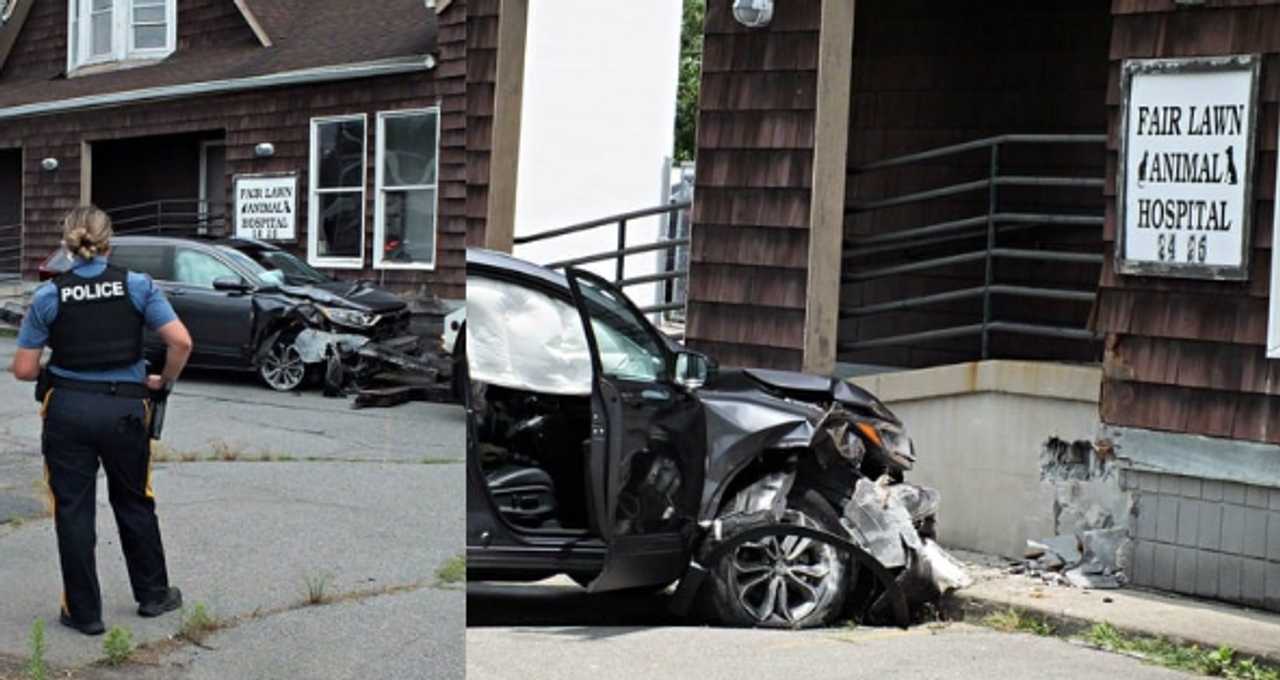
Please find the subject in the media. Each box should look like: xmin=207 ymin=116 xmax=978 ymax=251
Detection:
xmin=675 ymin=350 xmax=717 ymax=389
xmin=212 ymin=276 xmax=251 ymax=293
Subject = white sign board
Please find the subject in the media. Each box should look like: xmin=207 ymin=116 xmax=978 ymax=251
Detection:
xmin=234 ymin=174 xmax=298 ymax=242
xmin=1118 ymin=56 xmax=1258 ymax=280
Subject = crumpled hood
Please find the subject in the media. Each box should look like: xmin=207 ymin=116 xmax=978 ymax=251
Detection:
xmin=275 ymin=280 xmax=407 ymax=314
xmin=738 ymin=368 xmax=900 ymax=424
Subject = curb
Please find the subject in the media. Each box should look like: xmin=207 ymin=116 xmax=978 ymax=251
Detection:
xmin=954 ymin=590 xmax=1280 ymax=666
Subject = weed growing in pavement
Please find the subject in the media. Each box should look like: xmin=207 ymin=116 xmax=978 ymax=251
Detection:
xmin=1081 ymin=623 xmax=1280 ymax=679
xmin=303 ymin=573 xmax=333 ymax=605
xmin=208 ymin=439 xmax=249 ymax=461
xmin=26 ymin=618 xmax=46 ymax=680
xmin=101 ymin=626 xmax=134 ymax=666
xmin=177 ymin=603 xmax=220 ymax=644
xmin=436 ymin=555 xmax=465 ymax=585
xmin=981 ymin=608 xmax=1055 ymax=636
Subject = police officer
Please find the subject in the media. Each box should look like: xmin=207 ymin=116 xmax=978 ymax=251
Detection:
xmin=9 ymin=206 xmax=193 ymax=636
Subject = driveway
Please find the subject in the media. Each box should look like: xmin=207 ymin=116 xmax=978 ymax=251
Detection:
xmin=0 ymin=336 xmax=464 ymax=680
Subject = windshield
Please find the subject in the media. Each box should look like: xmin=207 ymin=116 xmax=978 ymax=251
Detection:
xmin=235 ymin=246 xmax=330 ymax=285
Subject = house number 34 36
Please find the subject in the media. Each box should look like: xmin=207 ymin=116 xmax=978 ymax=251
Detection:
xmin=1155 ymin=234 xmax=1207 ymax=264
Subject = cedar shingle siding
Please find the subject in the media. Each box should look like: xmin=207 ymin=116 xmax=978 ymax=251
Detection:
xmin=1097 ymin=1 xmax=1280 ymax=443
xmin=685 ymin=0 xmax=821 ymax=370
xmin=0 ymin=0 xmax=493 ymax=301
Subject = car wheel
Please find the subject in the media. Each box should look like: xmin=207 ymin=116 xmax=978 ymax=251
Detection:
xmin=259 ymin=340 xmax=308 ymax=391
xmin=705 ymin=490 xmax=848 ymax=629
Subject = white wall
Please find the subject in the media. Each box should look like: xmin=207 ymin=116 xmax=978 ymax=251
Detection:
xmin=511 ymin=0 xmax=682 ymax=309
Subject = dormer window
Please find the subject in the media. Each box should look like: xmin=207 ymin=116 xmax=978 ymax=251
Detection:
xmin=67 ymin=0 xmax=175 ymax=73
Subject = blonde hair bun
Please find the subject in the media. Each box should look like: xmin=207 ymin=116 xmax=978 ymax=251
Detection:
xmin=62 ymin=206 xmax=113 ymax=261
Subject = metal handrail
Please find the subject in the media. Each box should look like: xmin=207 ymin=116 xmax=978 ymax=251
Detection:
xmin=518 ymin=202 xmax=694 ymax=317
xmin=841 ymin=134 xmax=1105 ymax=361
xmin=105 ymin=198 xmax=228 ymax=237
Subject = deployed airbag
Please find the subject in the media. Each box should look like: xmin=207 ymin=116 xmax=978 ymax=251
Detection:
xmin=466 ymin=276 xmax=593 ymax=395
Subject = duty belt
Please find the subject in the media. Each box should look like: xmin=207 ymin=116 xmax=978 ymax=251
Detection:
xmin=48 ymin=375 xmax=152 ymax=399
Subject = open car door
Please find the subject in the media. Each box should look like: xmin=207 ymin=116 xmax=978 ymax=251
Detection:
xmin=565 ymin=268 xmax=704 ymax=593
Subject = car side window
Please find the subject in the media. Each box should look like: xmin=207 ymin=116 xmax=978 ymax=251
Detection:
xmin=173 ymin=248 xmax=240 ymax=289
xmin=110 ymin=244 xmax=172 ymax=280
xmin=573 ymin=274 xmax=668 ymax=383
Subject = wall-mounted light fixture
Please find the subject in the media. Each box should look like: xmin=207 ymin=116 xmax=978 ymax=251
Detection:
xmin=254 ymin=142 xmax=275 ymax=158
xmin=732 ymin=0 xmax=773 ymax=28
xmin=40 ymin=157 xmax=59 ymax=171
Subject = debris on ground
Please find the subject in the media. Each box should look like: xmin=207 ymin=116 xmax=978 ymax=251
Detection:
xmin=1013 ymin=529 xmax=1126 ymax=589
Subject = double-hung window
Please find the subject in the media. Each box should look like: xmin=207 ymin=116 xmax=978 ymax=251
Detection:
xmin=67 ymin=0 xmax=176 ymax=71
xmin=374 ymin=108 xmax=440 ymax=270
xmin=308 ymin=115 xmax=368 ymax=269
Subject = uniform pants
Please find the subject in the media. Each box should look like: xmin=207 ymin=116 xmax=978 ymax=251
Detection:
xmin=41 ymin=388 xmax=170 ymax=624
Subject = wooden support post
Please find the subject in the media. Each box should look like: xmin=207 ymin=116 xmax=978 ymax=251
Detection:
xmin=802 ymin=0 xmax=855 ymax=375
xmin=483 ymin=0 xmax=529 ymax=253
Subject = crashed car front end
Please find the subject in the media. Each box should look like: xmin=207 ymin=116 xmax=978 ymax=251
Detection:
xmin=247 ymin=290 xmax=441 ymax=398
xmin=677 ymin=369 xmax=972 ymax=627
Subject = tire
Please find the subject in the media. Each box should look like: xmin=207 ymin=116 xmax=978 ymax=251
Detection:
xmin=258 ymin=339 xmax=309 ymax=391
xmin=704 ymin=489 xmax=848 ymax=629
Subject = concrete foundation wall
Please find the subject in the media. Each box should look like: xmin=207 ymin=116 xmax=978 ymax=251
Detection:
xmin=852 ymin=360 xmax=1102 ymax=559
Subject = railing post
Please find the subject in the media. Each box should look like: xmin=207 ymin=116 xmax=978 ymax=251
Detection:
xmin=981 ymin=143 xmax=999 ymax=360
xmin=616 ymin=219 xmax=627 ymax=283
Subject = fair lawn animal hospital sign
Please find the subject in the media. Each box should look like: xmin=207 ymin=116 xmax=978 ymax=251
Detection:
xmin=234 ymin=174 xmax=298 ymax=242
xmin=1118 ymin=55 xmax=1259 ymax=280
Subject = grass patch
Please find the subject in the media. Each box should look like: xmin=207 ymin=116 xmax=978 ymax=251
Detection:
xmin=980 ymin=608 xmax=1056 ymax=637
xmin=436 ymin=555 xmax=465 ymax=585
xmin=0 ymin=327 xmax=17 ymax=339
xmin=303 ymin=573 xmax=333 ymax=606
xmin=25 ymin=619 xmax=46 ymax=680
xmin=176 ymin=603 xmax=221 ymax=645
xmin=101 ymin=626 xmax=134 ymax=666
xmin=208 ymin=439 xmax=247 ymax=462
xmin=1081 ymin=623 xmax=1280 ymax=679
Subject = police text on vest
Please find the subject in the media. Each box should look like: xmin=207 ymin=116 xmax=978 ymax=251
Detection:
xmin=61 ymin=281 xmax=126 ymax=303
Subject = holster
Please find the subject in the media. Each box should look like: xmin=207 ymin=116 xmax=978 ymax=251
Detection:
xmin=34 ymin=369 xmax=52 ymax=404
xmin=148 ymin=386 xmax=172 ymax=440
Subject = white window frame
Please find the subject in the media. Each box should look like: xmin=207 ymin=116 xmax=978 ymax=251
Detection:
xmin=373 ymin=107 xmax=441 ymax=271
xmin=66 ymin=0 xmax=177 ymax=73
xmin=307 ymin=114 xmax=368 ymax=270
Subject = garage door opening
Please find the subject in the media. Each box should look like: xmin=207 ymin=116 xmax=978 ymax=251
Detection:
xmin=91 ymin=131 xmax=226 ymax=235
xmin=839 ymin=0 xmax=1111 ymax=371
xmin=0 ymin=148 xmax=21 ymax=280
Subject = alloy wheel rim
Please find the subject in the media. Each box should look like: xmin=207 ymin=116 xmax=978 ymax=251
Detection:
xmin=261 ymin=343 xmax=305 ymax=390
xmin=728 ymin=512 xmax=840 ymax=625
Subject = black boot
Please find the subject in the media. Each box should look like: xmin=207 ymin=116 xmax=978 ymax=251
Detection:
xmin=59 ymin=611 xmax=105 ymax=636
xmin=138 ymin=586 xmax=182 ymax=618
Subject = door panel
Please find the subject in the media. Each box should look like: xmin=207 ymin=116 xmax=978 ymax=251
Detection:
xmin=566 ymin=268 xmax=704 ymax=592
xmin=170 ymin=248 xmax=253 ymax=364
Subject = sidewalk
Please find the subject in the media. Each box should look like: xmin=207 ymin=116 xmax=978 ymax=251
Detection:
xmin=955 ymin=552 xmax=1280 ymax=664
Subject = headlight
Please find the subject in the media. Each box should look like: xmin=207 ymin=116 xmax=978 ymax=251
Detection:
xmin=319 ymin=306 xmax=380 ymax=329
xmin=854 ymin=420 xmax=916 ymax=471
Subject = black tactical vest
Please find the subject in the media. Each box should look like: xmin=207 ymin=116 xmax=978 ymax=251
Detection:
xmin=49 ymin=265 xmax=144 ymax=371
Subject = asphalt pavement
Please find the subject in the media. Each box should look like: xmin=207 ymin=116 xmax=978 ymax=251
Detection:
xmin=0 ymin=336 xmax=464 ymax=679
xmin=466 ymin=577 xmax=1194 ymax=680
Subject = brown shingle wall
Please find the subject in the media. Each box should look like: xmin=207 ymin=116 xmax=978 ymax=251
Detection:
xmin=0 ymin=70 xmax=466 ymax=300
xmin=1097 ymin=3 xmax=1280 ymax=443
xmin=1 ymin=0 xmax=68 ymax=80
xmin=465 ymin=0 xmax=497 ymax=248
xmin=840 ymin=0 xmax=1111 ymax=368
xmin=685 ymin=0 xmax=821 ymax=370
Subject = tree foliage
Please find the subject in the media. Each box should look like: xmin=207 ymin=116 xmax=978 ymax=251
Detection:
xmin=674 ymin=0 xmax=705 ymax=163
